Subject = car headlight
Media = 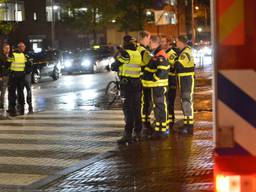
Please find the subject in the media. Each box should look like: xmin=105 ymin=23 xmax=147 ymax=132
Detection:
xmin=82 ymin=59 xmax=91 ymax=67
xmin=64 ymin=60 xmax=72 ymax=68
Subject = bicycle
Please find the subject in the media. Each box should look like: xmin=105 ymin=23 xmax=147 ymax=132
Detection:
xmin=105 ymin=75 xmax=121 ymax=106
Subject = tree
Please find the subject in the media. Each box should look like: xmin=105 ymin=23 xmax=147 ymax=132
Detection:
xmin=62 ymin=0 xmax=119 ymax=44
xmin=116 ymin=0 xmax=153 ymax=33
xmin=0 ymin=0 xmax=14 ymax=36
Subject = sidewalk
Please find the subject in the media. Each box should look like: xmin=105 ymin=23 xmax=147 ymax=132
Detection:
xmin=41 ymin=70 xmax=213 ymax=192
xmin=42 ymin=112 xmax=213 ymax=192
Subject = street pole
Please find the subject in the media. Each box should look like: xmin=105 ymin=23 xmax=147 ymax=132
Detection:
xmin=191 ymin=0 xmax=196 ymax=43
xmin=51 ymin=0 xmax=55 ymax=49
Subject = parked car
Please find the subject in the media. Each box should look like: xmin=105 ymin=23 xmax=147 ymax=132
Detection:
xmin=29 ymin=50 xmax=62 ymax=83
xmin=62 ymin=47 xmax=114 ymax=74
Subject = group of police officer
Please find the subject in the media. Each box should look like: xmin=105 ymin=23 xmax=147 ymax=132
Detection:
xmin=112 ymin=31 xmax=195 ymax=144
xmin=0 ymin=42 xmax=33 ymax=117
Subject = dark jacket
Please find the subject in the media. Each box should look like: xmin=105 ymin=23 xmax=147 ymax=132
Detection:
xmin=141 ymin=46 xmax=169 ymax=87
xmin=0 ymin=53 xmax=11 ymax=77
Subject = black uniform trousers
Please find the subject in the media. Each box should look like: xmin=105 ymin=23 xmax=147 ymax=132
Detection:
xmin=141 ymin=87 xmax=153 ymax=130
xmin=120 ymin=77 xmax=142 ymax=136
xmin=167 ymin=75 xmax=177 ymax=128
xmin=178 ymin=74 xmax=194 ymax=128
xmin=0 ymin=76 xmax=8 ymax=108
xmin=152 ymin=86 xmax=168 ymax=132
xmin=25 ymin=73 xmax=32 ymax=105
xmin=8 ymin=72 xmax=25 ymax=112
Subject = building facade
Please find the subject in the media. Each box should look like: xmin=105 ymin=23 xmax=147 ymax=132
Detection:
xmin=0 ymin=0 xmax=210 ymax=51
xmin=0 ymin=0 xmax=106 ymax=51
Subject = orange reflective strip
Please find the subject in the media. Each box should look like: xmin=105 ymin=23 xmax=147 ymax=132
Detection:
xmin=218 ymin=0 xmax=245 ymax=45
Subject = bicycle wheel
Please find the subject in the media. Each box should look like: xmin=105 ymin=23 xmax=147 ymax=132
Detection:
xmin=105 ymin=81 xmax=119 ymax=105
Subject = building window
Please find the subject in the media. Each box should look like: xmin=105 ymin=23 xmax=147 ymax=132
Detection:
xmin=146 ymin=10 xmax=155 ymax=23
xmin=153 ymin=10 xmax=177 ymax=25
xmin=0 ymin=1 xmax=25 ymax=22
xmin=165 ymin=0 xmax=177 ymax=6
xmin=33 ymin=12 xmax=37 ymax=20
xmin=46 ymin=0 xmax=63 ymax=22
xmin=165 ymin=12 xmax=177 ymax=24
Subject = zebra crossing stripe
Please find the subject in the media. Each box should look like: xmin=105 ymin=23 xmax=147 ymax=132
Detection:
xmin=0 ymin=157 xmax=79 ymax=167
xmin=0 ymin=144 xmax=115 ymax=153
xmin=0 ymin=173 xmax=46 ymax=186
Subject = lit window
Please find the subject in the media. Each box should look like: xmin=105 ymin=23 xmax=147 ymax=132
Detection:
xmin=33 ymin=12 xmax=37 ymax=20
xmin=164 ymin=12 xmax=177 ymax=24
xmin=146 ymin=10 xmax=155 ymax=23
xmin=165 ymin=0 xmax=177 ymax=6
xmin=46 ymin=0 xmax=63 ymax=22
xmin=0 ymin=2 xmax=25 ymax=22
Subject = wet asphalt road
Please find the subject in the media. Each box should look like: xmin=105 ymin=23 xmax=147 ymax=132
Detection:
xmin=31 ymin=71 xmax=115 ymax=112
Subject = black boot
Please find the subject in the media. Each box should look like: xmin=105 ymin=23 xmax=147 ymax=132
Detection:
xmin=117 ymin=133 xmax=132 ymax=145
xmin=8 ymin=109 xmax=17 ymax=117
xmin=28 ymin=105 xmax=33 ymax=114
xmin=179 ymin=124 xmax=194 ymax=135
xmin=142 ymin=122 xmax=153 ymax=140
xmin=18 ymin=105 xmax=24 ymax=115
xmin=133 ymin=132 xmax=142 ymax=142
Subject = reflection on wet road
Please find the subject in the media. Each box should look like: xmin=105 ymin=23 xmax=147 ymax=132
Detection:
xmin=31 ymin=72 xmax=115 ymax=111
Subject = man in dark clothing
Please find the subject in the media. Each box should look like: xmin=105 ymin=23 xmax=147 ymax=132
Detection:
xmin=0 ymin=43 xmax=11 ymax=109
xmin=111 ymin=35 xmax=143 ymax=144
xmin=142 ymin=35 xmax=170 ymax=139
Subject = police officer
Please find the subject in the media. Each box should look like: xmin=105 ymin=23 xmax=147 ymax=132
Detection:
xmin=175 ymin=35 xmax=195 ymax=134
xmin=142 ymin=35 xmax=169 ymax=139
xmin=165 ymin=41 xmax=179 ymax=131
xmin=0 ymin=43 xmax=11 ymax=109
xmin=137 ymin=31 xmax=154 ymax=139
xmin=20 ymin=43 xmax=33 ymax=114
xmin=111 ymin=35 xmax=143 ymax=144
xmin=8 ymin=42 xmax=32 ymax=116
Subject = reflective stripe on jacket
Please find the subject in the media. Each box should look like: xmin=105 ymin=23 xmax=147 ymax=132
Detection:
xmin=118 ymin=50 xmax=142 ymax=78
xmin=166 ymin=48 xmax=178 ymax=76
xmin=176 ymin=46 xmax=194 ymax=76
xmin=10 ymin=52 xmax=26 ymax=72
xmin=142 ymin=48 xmax=169 ymax=87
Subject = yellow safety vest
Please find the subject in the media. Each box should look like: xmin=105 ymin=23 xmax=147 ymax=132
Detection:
xmin=166 ymin=48 xmax=178 ymax=76
xmin=118 ymin=50 xmax=142 ymax=78
xmin=137 ymin=45 xmax=151 ymax=66
xmin=176 ymin=46 xmax=194 ymax=76
xmin=10 ymin=52 xmax=26 ymax=72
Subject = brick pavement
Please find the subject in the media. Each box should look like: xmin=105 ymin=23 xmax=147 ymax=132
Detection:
xmin=42 ymin=111 xmax=213 ymax=192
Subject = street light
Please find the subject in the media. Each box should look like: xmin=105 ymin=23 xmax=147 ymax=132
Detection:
xmin=195 ymin=6 xmax=199 ymax=10
xmin=51 ymin=0 xmax=55 ymax=49
xmin=191 ymin=0 xmax=196 ymax=43
xmin=146 ymin=10 xmax=152 ymax=16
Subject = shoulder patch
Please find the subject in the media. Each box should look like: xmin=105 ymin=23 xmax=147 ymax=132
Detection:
xmin=180 ymin=54 xmax=186 ymax=60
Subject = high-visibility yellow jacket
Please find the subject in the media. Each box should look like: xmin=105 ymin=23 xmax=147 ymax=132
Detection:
xmin=166 ymin=47 xmax=178 ymax=76
xmin=137 ymin=44 xmax=152 ymax=66
xmin=9 ymin=52 xmax=27 ymax=72
xmin=142 ymin=47 xmax=169 ymax=87
xmin=175 ymin=46 xmax=195 ymax=76
xmin=115 ymin=49 xmax=142 ymax=78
